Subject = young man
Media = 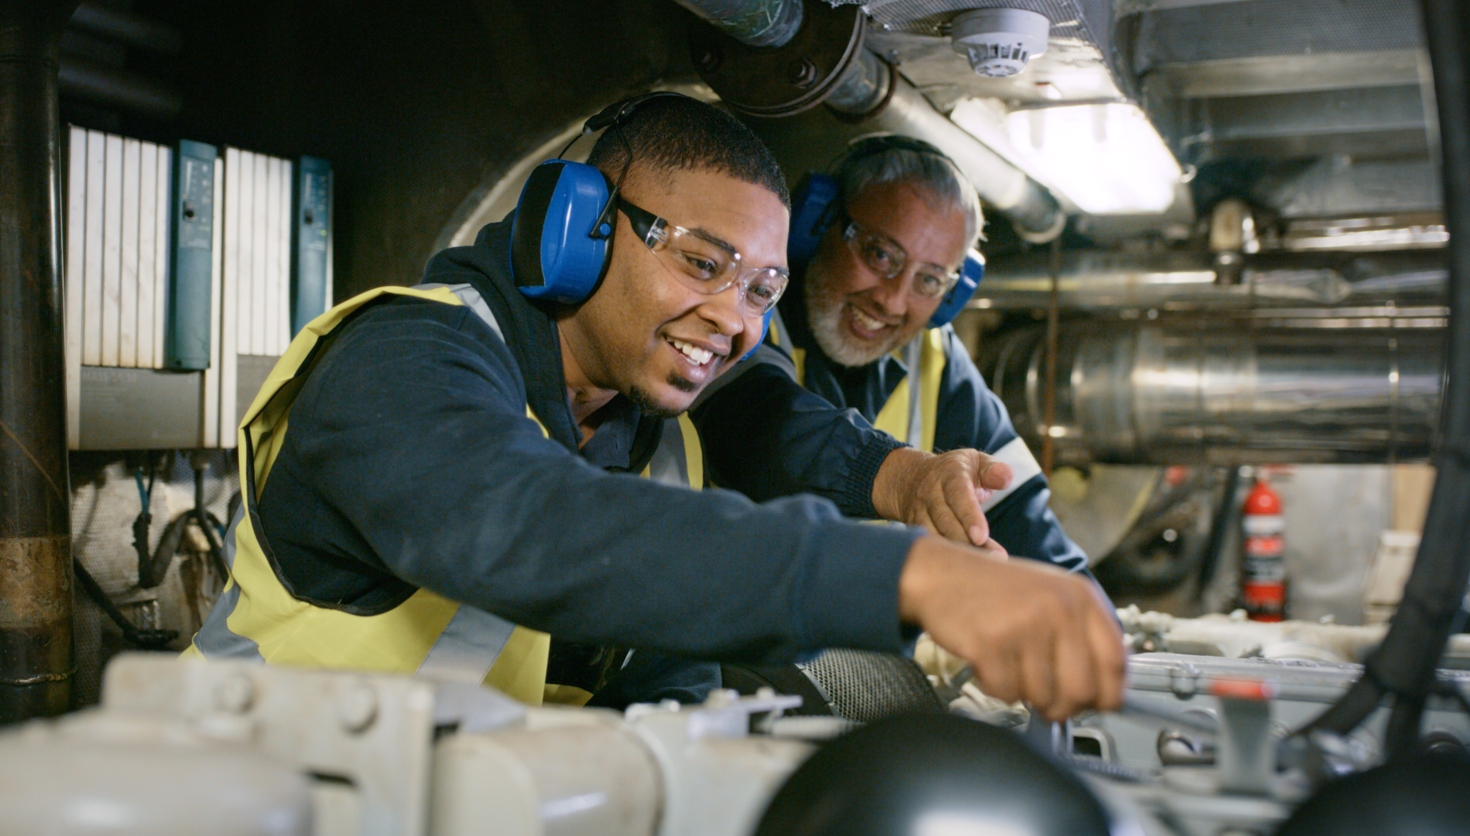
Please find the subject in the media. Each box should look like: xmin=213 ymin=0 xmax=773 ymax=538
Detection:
xmin=695 ymin=137 xmax=1088 ymax=573
xmin=189 ymin=97 xmax=1120 ymax=722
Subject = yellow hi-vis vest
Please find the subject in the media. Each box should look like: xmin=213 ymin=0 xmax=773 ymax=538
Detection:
xmin=768 ymin=311 xmax=944 ymax=451
xmin=184 ymin=283 xmax=704 ymax=706
xmin=765 ymin=310 xmax=1041 ymax=512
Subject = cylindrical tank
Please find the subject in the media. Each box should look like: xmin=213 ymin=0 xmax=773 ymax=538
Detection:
xmin=988 ymin=319 xmax=1445 ymax=465
xmin=0 ymin=715 xmax=311 ymax=835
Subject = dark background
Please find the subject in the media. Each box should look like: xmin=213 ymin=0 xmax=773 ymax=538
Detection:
xmin=98 ymin=0 xmax=692 ymax=299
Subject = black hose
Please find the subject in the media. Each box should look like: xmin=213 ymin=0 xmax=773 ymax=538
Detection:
xmin=1304 ymin=0 xmax=1470 ymax=757
xmin=138 ymin=462 xmax=230 ymax=588
xmin=1194 ymin=466 xmax=1241 ymax=602
xmin=73 ymin=558 xmax=177 ymax=650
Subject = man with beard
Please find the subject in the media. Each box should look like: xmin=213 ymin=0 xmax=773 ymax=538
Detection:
xmin=694 ymin=136 xmax=1088 ymax=573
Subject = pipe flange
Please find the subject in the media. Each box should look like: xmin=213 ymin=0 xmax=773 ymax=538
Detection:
xmin=1015 ymin=208 xmax=1069 ymax=244
xmin=687 ymin=0 xmax=866 ymax=118
xmin=828 ymin=57 xmax=898 ymax=124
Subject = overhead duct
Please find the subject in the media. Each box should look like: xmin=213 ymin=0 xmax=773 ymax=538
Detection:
xmin=837 ymin=70 xmax=1060 ymax=240
xmin=987 ymin=318 xmax=1445 ymax=466
xmin=684 ymin=0 xmax=1067 ymax=241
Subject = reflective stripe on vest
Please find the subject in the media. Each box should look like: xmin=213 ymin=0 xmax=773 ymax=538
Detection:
xmin=185 ymin=283 xmax=703 ymax=706
xmin=771 ymin=311 xmax=1042 ymax=513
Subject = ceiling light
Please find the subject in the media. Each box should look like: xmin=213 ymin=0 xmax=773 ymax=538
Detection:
xmin=1001 ymin=102 xmax=1183 ymax=215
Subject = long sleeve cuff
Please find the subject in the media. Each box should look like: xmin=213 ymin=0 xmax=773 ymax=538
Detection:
xmin=837 ymin=433 xmax=908 ymax=520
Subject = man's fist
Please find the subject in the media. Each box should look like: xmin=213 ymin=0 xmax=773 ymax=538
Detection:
xmin=872 ymin=447 xmax=1013 ymax=548
xmin=898 ymin=535 xmax=1126 ymax=722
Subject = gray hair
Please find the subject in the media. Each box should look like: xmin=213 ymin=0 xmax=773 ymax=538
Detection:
xmin=834 ymin=141 xmax=985 ymax=247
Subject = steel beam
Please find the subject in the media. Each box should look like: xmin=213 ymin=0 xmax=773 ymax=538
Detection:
xmin=0 ymin=0 xmax=79 ymax=723
xmin=1147 ymin=49 xmax=1426 ymax=98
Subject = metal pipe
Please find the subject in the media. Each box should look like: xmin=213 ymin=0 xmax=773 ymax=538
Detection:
xmin=825 ymin=48 xmax=891 ymax=116
xmin=988 ymin=319 xmax=1445 ymax=465
xmin=752 ymin=71 xmax=1066 ymax=240
xmin=862 ymin=74 xmax=1065 ymax=241
xmin=973 ymin=249 xmax=1450 ymax=311
xmin=0 ymin=0 xmax=77 ymax=722
xmin=671 ymin=0 xmax=803 ymax=48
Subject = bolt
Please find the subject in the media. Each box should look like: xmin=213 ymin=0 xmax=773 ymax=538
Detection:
xmin=694 ymin=45 xmax=722 ymax=74
xmin=1169 ymin=663 xmax=1201 ymax=699
xmin=215 ymin=673 xmax=256 ymax=714
xmin=337 ymin=683 xmax=378 ymax=734
xmin=787 ymin=57 xmax=819 ymax=89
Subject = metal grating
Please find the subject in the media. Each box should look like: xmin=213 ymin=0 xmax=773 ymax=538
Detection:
xmin=1132 ymin=0 xmax=1424 ymax=74
xmin=798 ymin=649 xmax=947 ymax=723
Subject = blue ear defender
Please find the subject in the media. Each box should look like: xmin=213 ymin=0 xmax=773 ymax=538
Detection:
xmin=510 ymin=91 xmax=691 ymax=305
xmin=928 ymin=249 xmax=984 ymax=328
xmin=788 ymin=173 xmax=841 ymax=266
xmin=510 ymin=161 xmax=615 ymax=303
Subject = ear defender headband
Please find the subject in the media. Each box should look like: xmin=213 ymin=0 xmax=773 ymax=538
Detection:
xmin=786 ymin=134 xmax=985 ymax=328
xmin=510 ymin=91 xmax=686 ymax=305
xmin=510 ymin=90 xmax=774 ymax=361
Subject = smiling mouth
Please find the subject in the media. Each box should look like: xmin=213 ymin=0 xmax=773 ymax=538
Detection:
xmin=846 ymin=303 xmax=898 ymax=338
xmin=667 ymin=336 xmax=718 ymax=367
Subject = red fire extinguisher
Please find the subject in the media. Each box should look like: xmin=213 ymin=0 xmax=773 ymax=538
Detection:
xmin=1240 ymin=478 xmax=1287 ymax=621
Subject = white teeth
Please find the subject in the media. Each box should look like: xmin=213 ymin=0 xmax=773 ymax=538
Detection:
xmin=850 ymin=306 xmax=889 ymax=332
xmin=669 ymin=338 xmax=715 ymax=366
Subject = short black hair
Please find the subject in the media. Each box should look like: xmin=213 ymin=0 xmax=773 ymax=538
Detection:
xmin=586 ymin=95 xmax=790 ymax=209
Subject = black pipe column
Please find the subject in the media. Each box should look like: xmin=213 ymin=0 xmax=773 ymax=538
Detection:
xmin=0 ymin=0 xmax=80 ymax=723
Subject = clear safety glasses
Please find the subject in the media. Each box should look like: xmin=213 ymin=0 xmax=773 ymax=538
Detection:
xmin=617 ymin=197 xmax=790 ymax=318
xmin=841 ymin=218 xmax=962 ymax=301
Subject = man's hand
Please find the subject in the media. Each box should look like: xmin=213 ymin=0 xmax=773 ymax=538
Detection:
xmin=898 ymin=535 xmax=1125 ymax=722
xmin=872 ymin=447 xmax=1013 ymax=549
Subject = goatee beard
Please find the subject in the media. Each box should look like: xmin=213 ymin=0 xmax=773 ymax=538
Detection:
xmin=627 ymin=374 xmax=695 ymax=419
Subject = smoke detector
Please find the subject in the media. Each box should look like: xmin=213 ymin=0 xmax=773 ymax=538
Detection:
xmin=950 ymin=8 xmax=1051 ymax=78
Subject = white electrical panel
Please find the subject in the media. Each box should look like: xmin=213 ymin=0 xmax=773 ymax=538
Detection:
xmin=65 ymin=127 xmax=324 ymax=451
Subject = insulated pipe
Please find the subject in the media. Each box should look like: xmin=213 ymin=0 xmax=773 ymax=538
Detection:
xmin=0 ymin=0 xmax=77 ymax=723
xmin=988 ymin=320 xmax=1445 ymax=466
xmin=825 ymin=48 xmax=892 ymax=116
xmin=746 ymin=70 xmax=1067 ymax=241
xmin=856 ymin=74 xmax=1065 ymax=241
xmin=671 ymin=0 xmax=803 ymax=48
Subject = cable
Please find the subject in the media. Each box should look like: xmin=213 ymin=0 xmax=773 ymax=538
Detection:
xmin=73 ymin=558 xmax=177 ymax=650
xmin=1301 ymin=0 xmax=1470 ymax=757
xmin=137 ymin=456 xmax=230 ymax=589
xmin=129 ymin=460 xmax=156 ymax=584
